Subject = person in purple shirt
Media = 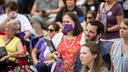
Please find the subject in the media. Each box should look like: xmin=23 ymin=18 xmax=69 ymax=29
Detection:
xmin=0 ymin=0 xmax=5 ymax=15
xmin=96 ymin=0 xmax=124 ymax=69
xmin=31 ymin=23 xmax=60 ymax=72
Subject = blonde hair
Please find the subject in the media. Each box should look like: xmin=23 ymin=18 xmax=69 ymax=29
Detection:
xmin=6 ymin=19 xmax=20 ymax=33
xmin=124 ymin=19 xmax=128 ymax=26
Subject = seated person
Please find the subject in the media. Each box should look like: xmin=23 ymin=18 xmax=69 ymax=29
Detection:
xmin=0 ymin=19 xmax=24 ymax=71
xmin=31 ymin=23 xmax=60 ymax=72
xmin=31 ymin=0 xmax=60 ymax=26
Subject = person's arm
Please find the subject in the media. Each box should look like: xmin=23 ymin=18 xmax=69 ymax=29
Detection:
xmin=46 ymin=8 xmax=61 ymax=15
xmin=96 ymin=2 xmax=105 ymax=21
xmin=31 ymin=3 xmax=42 ymax=16
xmin=107 ymin=15 xmax=123 ymax=32
xmin=0 ymin=39 xmax=24 ymax=61
xmin=96 ymin=12 xmax=100 ymax=20
xmin=24 ymin=30 xmax=31 ymax=39
xmin=58 ymin=0 xmax=64 ymax=8
xmin=31 ymin=48 xmax=40 ymax=64
xmin=20 ymin=14 xmax=32 ymax=39
xmin=9 ymin=39 xmax=24 ymax=57
xmin=110 ymin=44 xmax=115 ymax=72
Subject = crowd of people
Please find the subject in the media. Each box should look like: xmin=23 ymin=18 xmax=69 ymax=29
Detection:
xmin=0 ymin=0 xmax=128 ymax=72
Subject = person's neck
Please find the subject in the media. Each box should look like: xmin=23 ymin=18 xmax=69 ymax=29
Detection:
xmin=5 ymin=34 xmax=14 ymax=40
xmin=87 ymin=0 xmax=94 ymax=5
xmin=65 ymin=33 xmax=74 ymax=39
xmin=36 ymin=30 xmax=43 ymax=36
xmin=123 ymin=38 xmax=128 ymax=45
xmin=107 ymin=0 xmax=116 ymax=5
xmin=87 ymin=60 xmax=94 ymax=71
xmin=67 ymin=5 xmax=75 ymax=11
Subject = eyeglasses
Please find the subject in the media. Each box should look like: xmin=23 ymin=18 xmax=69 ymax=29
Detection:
xmin=47 ymin=29 xmax=55 ymax=32
xmin=119 ymin=27 xmax=128 ymax=30
xmin=86 ymin=17 xmax=93 ymax=19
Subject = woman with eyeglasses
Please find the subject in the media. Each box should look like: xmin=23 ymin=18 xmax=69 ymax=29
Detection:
xmin=31 ymin=23 xmax=60 ymax=72
xmin=82 ymin=10 xmax=96 ymax=31
xmin=110 ymin=19 xmax=128 ymax=72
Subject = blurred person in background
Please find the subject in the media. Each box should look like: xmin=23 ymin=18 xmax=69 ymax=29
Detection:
xmin=82 ymin=10 xmax=96 ymax=31
xmin=30 ymin=17 xmax=47 ymax=40
xmin=55 ymin=0 xmax=85 ymax=25
xmin=17 ymin=0 xmax=34 ymax=14
xmin=0 ymin=1 xmax=32 ymax=39
xmin=96 ymin=0 xmax=124 ymax=69
xmin=31 ymin=0 xmax=60 ymax=27
xmin=83 ymin=0 xmax=99 ymax=13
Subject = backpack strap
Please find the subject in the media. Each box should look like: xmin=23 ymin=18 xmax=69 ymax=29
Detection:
xmin=100 ymin=2 xmax=105 ymax=13
xmin=44 ymin=38 xmax=56 ymax=52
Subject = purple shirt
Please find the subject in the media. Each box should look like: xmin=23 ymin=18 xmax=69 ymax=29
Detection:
xmin=0 ymin=7 xmax=4 ymax=14
xmin=35 ymin=38 xmax=47 ymax=62
xmin=99 ymin=2 xmax=123 ymax=39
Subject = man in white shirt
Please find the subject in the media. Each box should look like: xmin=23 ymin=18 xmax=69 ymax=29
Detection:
xmin=0 ymin=1 xmax=32 ymax=39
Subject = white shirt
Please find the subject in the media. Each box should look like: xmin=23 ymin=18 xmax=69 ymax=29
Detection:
xmin=0 ymin=13 xmax=32 ymax=32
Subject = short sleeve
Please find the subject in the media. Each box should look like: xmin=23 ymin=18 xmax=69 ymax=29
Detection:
xmin=115 ymin=3 xmax=124 ymax=16
xmin=35 ymin=38 xmax=45 ymax=49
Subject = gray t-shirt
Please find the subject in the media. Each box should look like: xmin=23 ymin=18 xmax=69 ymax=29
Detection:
xmin=35 ymin=0 xmax=58 ymax=11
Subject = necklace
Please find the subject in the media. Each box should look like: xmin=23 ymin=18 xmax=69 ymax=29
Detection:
xmin=63 ymin=36 xmax=76 ymax=49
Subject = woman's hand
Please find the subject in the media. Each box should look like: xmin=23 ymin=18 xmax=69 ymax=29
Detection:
xmin=0 ymin=55 xmax=10 ymax=61
xmin=33 ymin=59 xmax=40 ymax=65
xmin=43 ymin=59 xmax=55 ymax=65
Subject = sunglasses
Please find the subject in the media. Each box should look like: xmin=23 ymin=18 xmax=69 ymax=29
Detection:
xmin=119 ymin=27 xmax=128 ymax=30
xmin=86 ymin=17 xmax=93 ymax=19
xmin=47 ymin=29 xmax=55 ymax=32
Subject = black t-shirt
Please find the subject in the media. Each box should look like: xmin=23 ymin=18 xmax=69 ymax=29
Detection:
xmin=55 ymin=6 xmax=84 ymax=22
xmin=83 ymin=2 xmax=100 ymax=13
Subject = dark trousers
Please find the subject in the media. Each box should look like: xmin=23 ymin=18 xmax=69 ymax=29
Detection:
xmin=37 ymin=63 xmax=52 ymax=72
xmin=0 ymin=61 xmax=17 ymax=72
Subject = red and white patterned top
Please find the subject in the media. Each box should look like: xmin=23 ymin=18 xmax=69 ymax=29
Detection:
xmin=57 ymin=33 xmax=82 ymax=72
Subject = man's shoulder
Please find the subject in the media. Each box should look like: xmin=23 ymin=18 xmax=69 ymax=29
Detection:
xmin=0 ymin=14 xmax=7 ymax=19
xmin=17 ymin=13 xmax=27 ymax=18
